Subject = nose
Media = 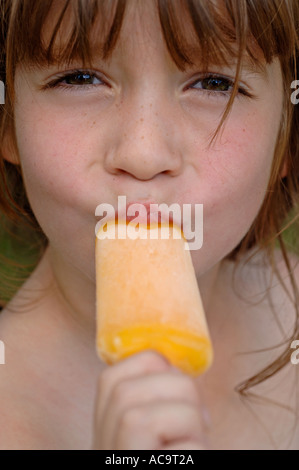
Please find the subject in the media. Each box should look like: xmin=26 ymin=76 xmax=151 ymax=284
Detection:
xmin=104 ymin=96 xmax=184 ymax=181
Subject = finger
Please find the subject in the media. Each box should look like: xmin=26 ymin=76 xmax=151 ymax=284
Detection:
xmin=161 ymin=440 xmax=207 ymax=450
xmin=102 ymin=372 xmax=202 ymax=446
xmin=115 ymin=401 xmax=204 ymax=450
xmin=95 ymin=351 xmax=171 ymax=422
xmin=193 ymin=376 xmax=212 ymax=431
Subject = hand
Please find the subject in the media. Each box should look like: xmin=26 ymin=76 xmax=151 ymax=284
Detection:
xmin=92 ymin=351 xmax=209 ymax=450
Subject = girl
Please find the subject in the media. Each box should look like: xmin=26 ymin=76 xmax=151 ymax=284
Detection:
xmin=0 ymin=0 xmax=298 ymax=450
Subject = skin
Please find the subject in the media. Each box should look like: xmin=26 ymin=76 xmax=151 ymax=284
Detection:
xmin=0 ymin=1 xmax=298 ymax=450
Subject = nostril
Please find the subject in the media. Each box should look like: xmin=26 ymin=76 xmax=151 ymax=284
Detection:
xmin=111 ymin=168 xmax=127 ymax=176
xmin=111 ymin=166 xmax=180 ymax=180
xmin=105 ymin=139 xmax=183 ymax=180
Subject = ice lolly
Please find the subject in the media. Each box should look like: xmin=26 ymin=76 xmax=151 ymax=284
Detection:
xmin=95 ymin=220 xmax=213 ymax=376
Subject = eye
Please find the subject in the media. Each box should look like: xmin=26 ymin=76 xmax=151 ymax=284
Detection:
xmin=191 ymin=75 xmax=234 ymax=93
xmin=196 ymin=76 xmax=233 ymax=92
xmin=60 ymin=72 xmax=103 ymax=86
xmin=187 ymin=74 xmax=250 ymax=98
xmin=44 ymin=70 xmax=106 ymax=90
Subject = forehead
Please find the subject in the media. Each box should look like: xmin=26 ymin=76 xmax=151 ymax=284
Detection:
xmin=44 ymin=1 xmax=163 ymax=57
xmin=10 ymin=0 xmax=287 ymax=77
xmin=42 ymin=1 xmax=194 ymax=64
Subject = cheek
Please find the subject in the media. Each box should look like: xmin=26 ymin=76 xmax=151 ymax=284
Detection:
xmin=15 ymin=106 xmax=91 ymax=207
xmin=207 ymin=96 xmax=280 ymax=207
xmin=13 ymin=101 xmax=107 ymax=273
xmin=188 ymin=109 xmax=280 ymax=273
xmin=13 ymin=95 xmax=119 ymax=246
xmin=208 ymin=128 xmax=273 ymax=205
xmin=13 ymin=100 xmax=112 ymax=280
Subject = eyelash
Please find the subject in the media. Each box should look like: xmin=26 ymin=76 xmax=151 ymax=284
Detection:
xmin=187 ymin=73 xmax=252 ymax=99
xmin=44 ymin=69 xmax=252 ymax=99
xmin=44 ymin=70 xmax=106 ymax=91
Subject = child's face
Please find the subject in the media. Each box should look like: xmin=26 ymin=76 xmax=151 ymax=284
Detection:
xmin=9 ymin=2 xmax=283 ymax=280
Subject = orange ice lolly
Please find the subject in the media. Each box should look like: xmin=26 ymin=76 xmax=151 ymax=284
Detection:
xmin=95 ymin=220 xmax=213 ymax=376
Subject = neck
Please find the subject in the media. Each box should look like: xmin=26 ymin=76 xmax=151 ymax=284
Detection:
xmin=48 ymin=244 xmax=222 ymax=344
xmin=48 ymin=246 xmax=97 ymax=342
xmin=196 ymin=263 xmax=222 ymax=316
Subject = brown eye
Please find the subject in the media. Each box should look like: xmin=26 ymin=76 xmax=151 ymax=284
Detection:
xmin=193 ymin=76 xmax=233 ymax=92
xmin=186 ymin=73 xmax=253 ymax=99
xmin=202 ymin=77 xmax=232 ymax=91
xmin=62 ymin=72 xmax=102 ymax=86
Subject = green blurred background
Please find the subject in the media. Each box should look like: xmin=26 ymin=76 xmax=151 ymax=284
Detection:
xmin=0 ymin=216 xmax=46 ymax=306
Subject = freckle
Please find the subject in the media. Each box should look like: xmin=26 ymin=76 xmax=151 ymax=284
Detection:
xmin=140 ymin=118 xmax=144 ymax=122
xmin=141 ymin=136 xmax=144 ymax=140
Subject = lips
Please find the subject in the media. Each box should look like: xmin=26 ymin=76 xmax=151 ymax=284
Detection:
xmin=116 ymin=201 xmax=175 ymax=226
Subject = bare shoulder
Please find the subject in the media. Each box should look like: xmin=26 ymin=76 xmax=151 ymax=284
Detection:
xmin=0 ymin=392 xmax=39 ymax=450
xmin=217 ymin=248 xmax=299 ymax=450
xmin=289 ymin=426 xmax=299 ymax=450
xmin=0 ymin=364 xmax=43 ymax=450
xmin=0 ymin=361 xmax=68 ymax=450
xmin=0 ymin=311 xmax=64 ymax=450
xmin=249 ymin=249 xmax=299 ymax=450
xmin=0 ymin=337 xmax=54 ymax=450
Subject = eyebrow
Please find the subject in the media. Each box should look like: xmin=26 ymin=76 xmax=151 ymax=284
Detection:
xmin=204 ymin=55 xmax=270 ymax=82
xmin=238 ymin=56 xmax=269 ymax=80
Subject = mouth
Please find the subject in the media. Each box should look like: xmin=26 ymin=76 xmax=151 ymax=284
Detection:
xmin=115 ymin=201 xmax=178 ymax=228
xmin=95 ymin=196 xmax=189 ymax=235
xmin=95 ymin=197 xmax=203 ymax=249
